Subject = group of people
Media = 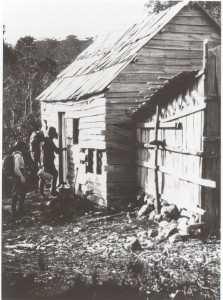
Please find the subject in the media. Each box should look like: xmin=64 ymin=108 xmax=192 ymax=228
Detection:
xmin=7 ymin=126 xmax=67 ymax=217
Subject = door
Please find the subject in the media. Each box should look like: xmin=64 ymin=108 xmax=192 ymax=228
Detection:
xmin=58 ymin=112 xmax=67 ymax=184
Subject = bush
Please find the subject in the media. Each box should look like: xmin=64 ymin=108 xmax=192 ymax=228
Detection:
xmin=3 ymin=111 xmax=41 ymax=155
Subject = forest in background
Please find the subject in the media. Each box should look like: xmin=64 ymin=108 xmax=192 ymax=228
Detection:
xmin=3 ymin=1 xmax=220 ymax=155
xmin=3 ymin=34 xmax=92 ymax=154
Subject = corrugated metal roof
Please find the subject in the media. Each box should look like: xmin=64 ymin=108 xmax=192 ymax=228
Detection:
xmin=129 ymin=70 xmax=204 ymax=116
xmin=36 ymin=1 xmax=218 ymax=102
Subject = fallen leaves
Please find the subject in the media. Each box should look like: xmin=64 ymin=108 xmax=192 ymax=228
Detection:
xmin=1 ymin=192 xmax=220 ymax=300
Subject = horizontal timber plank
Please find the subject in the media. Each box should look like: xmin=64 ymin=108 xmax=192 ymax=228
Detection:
xmin=136 ymin=160 xmax=155 ymax=169
xmin=107 ymin=141 xmax=132 ymax=151
xmin=159 ymin=166 xmax=216 ymax=188
xmin=79 ymin=128 xmax=105 ymax=135
xmin=137 ymin=121 xmax=181 ymax=129
xmin=65 ymin=105 xmax=105 ymax=118
xmin=79 ymin=135 xmax=105 ymax=142
xmin=161 ymin=146 xmax=203 ymax=157
xmin=79 ymin=115 xmax=105 ymax=124
xmin=170 ymin=16 xmax=213 ymax=26
xmin=107 ymin=125 xmax=133 ymax=137
xmin=146 ymin=45 xmax=202 ymax=51
xmin=107 ymin=104 xmax=140 ymax=110
xmin=152 ymin=32 xmax=217 ymax=42
xmin=106 ymin=91 xmax=140 ymax=99
xmin=78 ymin=122 xmax=105 ymax=130
xmin=161 ymin=104 xmax=206 ymax=122
xmin=164 ymin=24 xmax=216 ymax=34
xmin=138 ymin=48 xmax=203 ymax=58
xmin=177 ymin=9 xmax=207 ymax=17
xmin=137 ymin=57 xmax=201 ymax=67
xmin=113 ymin=73 xmax=154 ymax=83
xmin=106 ymin=98 xmax=142 ymax=104
xmin=203 ymin=136 xmax=220 ymax=142
xmin=80 ymin=141 xmax=106 ymax=150
xmin=146 ymin=39 xmax=203 ymax=49
xmin=109 ymin=83 xmax=153 ymax=93
xmin=44 ymin=98 xmax=106 ymax=113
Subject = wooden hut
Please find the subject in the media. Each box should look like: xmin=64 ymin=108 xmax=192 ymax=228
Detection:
xmin=133 ymin=42 xmax=221 ymax=224
xmin=37 ymin=1 xmax=220 ymax=209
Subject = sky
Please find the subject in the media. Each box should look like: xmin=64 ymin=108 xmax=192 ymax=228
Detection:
xmin=3 ymin=0 xmax=148 ymax=45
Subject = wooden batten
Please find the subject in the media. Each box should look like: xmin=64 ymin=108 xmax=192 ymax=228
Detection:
xmin=135 ymin=41 xmax=220 ymax=222
xmin=201 ymin=41 xmax=220 ymax=224
xmin=40 ymin=3 xmax=220 ymax=210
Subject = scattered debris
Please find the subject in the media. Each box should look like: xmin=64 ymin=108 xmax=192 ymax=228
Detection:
xmin=1 ymin=190 xmax=220 ymax=300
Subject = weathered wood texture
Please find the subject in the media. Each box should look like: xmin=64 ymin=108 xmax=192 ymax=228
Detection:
xmin=41 ymin=95 xmax=108 ymax=206
xmin=201 ymin=44 xmax=221 ymax=224
xmin=136 ymin=44 xmax=220 ymax=224
xmin=136 ymin=77 xmax=205 ymax=216
xmin=106 ymin=124 xmax=136 ymax=208
xmin=41 ymin=4 xmax=220 ymax=210
xmin=105 ymin=5 xmax=220 ymax=125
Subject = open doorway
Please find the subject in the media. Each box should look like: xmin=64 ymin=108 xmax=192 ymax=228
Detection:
xmin=58 ymin=112 xmax=67 ymax=184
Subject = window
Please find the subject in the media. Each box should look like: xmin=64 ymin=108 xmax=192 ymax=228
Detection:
xmin=97 ymin=150 xmax=103 ymax=174
xmin=85 ymin=149 xmax=105 ymax=174
xmin=87 ymin=149 xmax=94 ymax=173
xmin=73 ymin=119 xmax=79 ymax=144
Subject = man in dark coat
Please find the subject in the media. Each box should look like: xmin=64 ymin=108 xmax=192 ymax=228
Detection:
xmin=29 ymin=130 xmax=45 ymax=189
xmin=39 ymin=127 xmax=67 ymax=196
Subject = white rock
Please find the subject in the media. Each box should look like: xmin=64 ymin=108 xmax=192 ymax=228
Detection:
xmin=148 ymin=210 xmax=156 ymax=221
xmin=177 ymin=217 xmax=189 ymax=225
xmin=168 ymin=233 xmax=182 ymax=243
xmin=159 ymin=223 xmax=177 ymax=239
xmin=159 ymin=220 xmax=169 ymax=228
xmin=177 ymin=222 xmax=189 ymax=233
xmin=141 ymin=239 xmax=154 ymax=249
xmin=137 ymin=204 xmax=152 ymax=218
xmin=154 ymin=214 xmax=163 ymax=222
xmin=178 ymin=229 xmax=189 ymax=237
xmin=144 ymin=194 xmax=155 ymax=206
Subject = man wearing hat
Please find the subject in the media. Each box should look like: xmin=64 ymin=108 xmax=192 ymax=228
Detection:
xmin=39 ymin=127 xmax=67 ymax=196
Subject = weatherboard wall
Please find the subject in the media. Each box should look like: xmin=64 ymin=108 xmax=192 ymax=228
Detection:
xmin=103 ymin=4 xmax=220 ymax=208
xmin=135 ymin=44 xmax=221 ymax=224
xmin=41 ymin=95 xmax=108 ymax=206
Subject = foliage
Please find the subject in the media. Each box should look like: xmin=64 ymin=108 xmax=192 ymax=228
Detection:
xmin=145 ymin=1 xmax=221 ymax=24
xmin=3 ymin=33 xmax=93 ymax=155
xmin=35 ymin=35 xmax=93 ymax=72
xmin=3 ymin=112 xmax=42 ymax=155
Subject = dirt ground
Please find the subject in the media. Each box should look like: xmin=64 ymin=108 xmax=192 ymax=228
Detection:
xmin=2 ymin=189 xmax=220 ymax=300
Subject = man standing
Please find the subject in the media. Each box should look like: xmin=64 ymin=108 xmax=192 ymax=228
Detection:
xmin=39 ymin=127 xmax=67 ymax=196
xmin=29 ymin=130 xmax=45 ymax=189
xmin=11 ymin=141 xmax=27 ymax=216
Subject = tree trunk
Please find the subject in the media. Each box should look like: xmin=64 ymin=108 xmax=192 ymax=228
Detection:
xmin=29 ymin=86 xmax=32 ymax=113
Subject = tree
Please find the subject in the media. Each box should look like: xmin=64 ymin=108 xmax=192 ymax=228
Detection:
xmin=145 ymin=1 xmax=221 ymax=24
xmin=15 ymin=36 xmax=40 ymax=114
xmin=3 ymin=32 xmax=92 ymax=154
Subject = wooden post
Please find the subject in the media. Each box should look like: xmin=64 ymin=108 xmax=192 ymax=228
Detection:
xmin=201 ymin=40 xmax=221 ymax=225
xmin=154 ymin=104 xmax=161 ymax=214
xmin=58 ymin=112 xmax=66 ymax=185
